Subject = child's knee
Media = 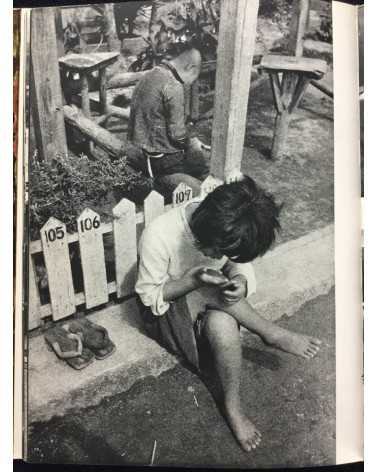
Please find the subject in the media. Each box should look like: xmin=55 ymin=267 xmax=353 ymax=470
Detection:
xmin=203 ymin=310 xmax=239 ymax=340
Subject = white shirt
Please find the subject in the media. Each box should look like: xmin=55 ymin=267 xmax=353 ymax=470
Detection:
xmin=135 ymin=201 xmax=257 ymax=317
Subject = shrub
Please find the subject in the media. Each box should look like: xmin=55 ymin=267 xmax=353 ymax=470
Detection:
xmin=29 ymin=152 xmax=153 ymax=240
xmin=259 ymin=0 xmax=293 ymax=25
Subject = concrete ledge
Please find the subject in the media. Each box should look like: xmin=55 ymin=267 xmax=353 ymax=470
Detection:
xmin=250 ymin=224 xmax=334 ymax=321
xmin=28 ymin=299 xmax=178 ymax=423
xmin=28 ymin=224 xmax=334 ymax=424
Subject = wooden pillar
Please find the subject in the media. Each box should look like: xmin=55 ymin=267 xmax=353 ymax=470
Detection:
xmin=30 ymin=8 xmax=67 ymax=161
xmin=210 ymin=0 xmax=259 ymax=180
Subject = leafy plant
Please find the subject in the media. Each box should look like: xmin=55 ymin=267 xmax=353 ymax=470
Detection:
xmin=312 ymin=14 xmax=332 ymax=43
xmin=29 ymin=152 xmax=153 ymax=240
xmin=258 ymin=0 xmax=293 ymax=26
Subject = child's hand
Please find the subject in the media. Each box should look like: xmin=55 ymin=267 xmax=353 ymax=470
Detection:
xmin=195 ymin=267 xmax=229 ymax=286
xmin=189 ymin=136 xmax=211 ymax=153
xmin=220 ymin=275 xmax=248 ymax=304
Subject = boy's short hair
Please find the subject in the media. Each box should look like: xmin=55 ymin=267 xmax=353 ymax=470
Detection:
xmin=191 ymin=175 xmax=281 ymax=263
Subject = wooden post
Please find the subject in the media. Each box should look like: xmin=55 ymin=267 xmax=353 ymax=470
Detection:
xmin=80 ymin=74 xmax=91 ymax=117
xmin=54 ymin=8 xmax=65 ymax=58
xmin=288 ymin=0 xmax=310 ymax=57
xmin=271 ymin=109 xmax=290 ymax=161
xmin=30 ymin=8 xmax=67 ymax=161
xmin=271 ymin=69 xmax=296 ymax=159
xmin=210 ymin=0 xmax=259 ymax=180
xmin=99 ymin=69 xmax=107 ymax=114
xmin=103 ymin=3 xmax=121 ymax=51
xmin=270 ymin=0 xmax=310 ymax=159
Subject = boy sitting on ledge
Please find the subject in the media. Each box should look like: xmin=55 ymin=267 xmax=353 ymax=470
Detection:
xmin=136 ymin=175 xmax=321 ymax=452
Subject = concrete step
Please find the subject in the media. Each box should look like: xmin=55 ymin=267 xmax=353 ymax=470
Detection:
xmin=28 ymin=224 xmax=334 ymax=424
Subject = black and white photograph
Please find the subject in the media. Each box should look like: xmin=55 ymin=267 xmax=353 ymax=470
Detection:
xmin=24 ymin=0 xmax=336 ymax=468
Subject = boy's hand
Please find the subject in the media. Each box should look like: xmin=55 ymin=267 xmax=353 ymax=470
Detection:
xmin=220 ymin=275 xmax=248 ymax=304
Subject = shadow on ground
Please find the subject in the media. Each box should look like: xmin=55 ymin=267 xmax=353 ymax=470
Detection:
xmin=28 ymin=288 xmax=335 ymax=468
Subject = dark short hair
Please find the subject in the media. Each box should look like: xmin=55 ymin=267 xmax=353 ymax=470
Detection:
xmin=191 ymin=176 xmax=281 ymax=263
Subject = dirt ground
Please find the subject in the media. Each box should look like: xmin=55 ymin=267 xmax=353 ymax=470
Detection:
xmin=28 ymin=288 xmax=335 ymax=468
xmin=195 ymin=76 xmax=334 ymax=244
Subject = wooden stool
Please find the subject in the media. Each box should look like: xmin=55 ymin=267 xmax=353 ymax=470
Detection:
xmin=59 ymin=52 xmax=119 ymax=118
xmin=259 ymin=54 xmax=328 ymax=159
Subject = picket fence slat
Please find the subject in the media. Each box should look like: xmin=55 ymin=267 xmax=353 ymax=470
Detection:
xmin=40 ymin=217 xmax=76 ymax=320
xmin=28 ymin=255 xmax=42 ymax=330
xmin=38 ymin=281 xmax=117 ymax=320
xmin=77 ymin=209 xmax=109 ymax=309
xmin=172 ymin=183 xmax=193 ymax=208
xmin=144 ymin=191 xmax=164 ymax=227
xmin=113 ymin=199 xmax=138 ymax=298
xmin=200 ymin=175 xmax=223 ymax=199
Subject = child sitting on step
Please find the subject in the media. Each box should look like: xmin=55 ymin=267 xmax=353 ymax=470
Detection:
xmin=136 ymin=174 xmax=321 ymax=452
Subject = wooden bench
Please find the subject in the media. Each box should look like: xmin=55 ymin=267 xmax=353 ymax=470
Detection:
xmin=259 ymin=54 xmax=328 ymax=159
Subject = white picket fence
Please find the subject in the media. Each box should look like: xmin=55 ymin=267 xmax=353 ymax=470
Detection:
xmin=28 ymin=177 xmax=223 ymax=331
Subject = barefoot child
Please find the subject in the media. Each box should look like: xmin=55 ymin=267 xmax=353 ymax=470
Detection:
xmin=135 ymin=175 xmax=321 ymax=452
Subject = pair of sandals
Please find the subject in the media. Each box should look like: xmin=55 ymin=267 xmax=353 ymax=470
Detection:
xmin=44 ymin=318 xmax=116 ymax=370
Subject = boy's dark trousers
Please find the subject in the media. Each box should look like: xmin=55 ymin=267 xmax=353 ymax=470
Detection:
xmin=125 ymin=143 xmax=210 ymax=200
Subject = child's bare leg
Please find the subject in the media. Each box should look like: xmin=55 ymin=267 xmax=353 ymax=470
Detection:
xmin=209 ymin=297 xmax=321 ymax=360
xmin=203 ymin=309 xmax=262 ymax=452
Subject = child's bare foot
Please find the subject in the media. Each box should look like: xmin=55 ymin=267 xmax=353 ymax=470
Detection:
xmin=225 ymin=408 xmax=262 ymax=452
xmin=265 ymin=326 xmax=322 ymax=359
